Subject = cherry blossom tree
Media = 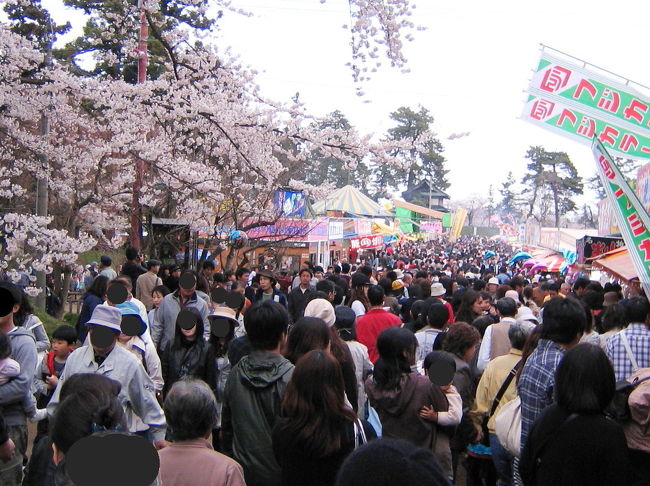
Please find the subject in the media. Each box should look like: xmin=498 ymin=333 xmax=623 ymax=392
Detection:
xmin=0 ymin=0 xmax=421 ymax=301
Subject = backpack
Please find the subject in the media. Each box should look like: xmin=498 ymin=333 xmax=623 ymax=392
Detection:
xmin=606 ymin=372 xmax=650 ymax=422
xmin=606 ymin=332 xmax=650 ymax=422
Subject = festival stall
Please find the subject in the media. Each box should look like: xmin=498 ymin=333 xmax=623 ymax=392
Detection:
xmin=587 ymin=247 xmax=637 ymax=284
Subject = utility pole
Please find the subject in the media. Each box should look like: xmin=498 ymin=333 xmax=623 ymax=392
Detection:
xmin=130 ymin=0 xmax=148 ymax=251
xmin=35 ymin=23 xmax=54 ymax=311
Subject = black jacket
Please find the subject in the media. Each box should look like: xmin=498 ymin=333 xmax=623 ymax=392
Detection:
xmin=520 ymin=404 xmax=632 ymax=486
xmin=161 ymin=317 xmax=216 ymax=396
xmin=287 ymin=286 xmax=313 ymax=323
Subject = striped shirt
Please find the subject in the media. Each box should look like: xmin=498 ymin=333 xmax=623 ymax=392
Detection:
xmin=605 ymin=324 xmax=650 ymax=382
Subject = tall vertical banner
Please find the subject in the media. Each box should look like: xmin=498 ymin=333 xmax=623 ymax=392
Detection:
xmin=593 ymin=139 xmax=650 ymax=296
xmin=449 ymin=208 xmax=467 ymax=242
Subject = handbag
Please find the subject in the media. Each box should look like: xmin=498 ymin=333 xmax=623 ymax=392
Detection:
xmin=494 ymin=396 xmax=521 ymax=457
xmin=353 ymin=419 xmax=368 ymax=449
xmin=480 ymin=359 xmax=522 ymax=446
xmin=366 ymin=404 xmax=382 ymax=438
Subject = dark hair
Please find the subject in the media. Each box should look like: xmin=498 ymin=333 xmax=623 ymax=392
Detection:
xmin=496 ymin=284 xmax=512 ymax=300
xmin=279 ymin=350 xmax=357 ymax=457
xmin=152 ymin=285 xmax=170 ymax=298
xmin=164 ymin=379 xmax=218 ymax=441
xmin=473 ymin=280 xmax=486 ymax=291
xmin=108 ymin=277 xmax=131 ymax=294
xmin=373 ymin=327 xmax=417 ymax=390
xmin=495 ymin=297 xmax=517 ymax=317
xmin=582 ymin=290 xmax=604 ymax=311
xmin=316 ymin=279 xmax=335 ymax=295
xmin=299 ymin=268 xmax=314 ymax=278
xmin=341 ymin=263 xmax=351 ymax=274
xmin=540 ymin=297 xmax=586 ymax=344
xmin=624 ymin=296 xmax=650 ymax=324
xmin=378 ymin=278 xmax=393 ymax=296
xmin=50 ymin=381 xmax=125 ymax=454
xmin=84 ymin=274 xmax=107 ymax=297
xmin=573 ymin=277 xmax=590 ymax=291
xmin=600 ymin=303 xmax=626 ymax=333
xmin=439 ymin=277 xmax=454 ymax=297
xmin=455 ymin=289 xmax=480 ymax=324
xmin=173 ymin=307 xmax=205 ymax=348
xmin=555 ymin=343 xmax=615 ymax=413
xmin=244 ymin=301 xmax=289 ymax=351
xmin=427 ymin=303 xmax=449 ymax=330
xmin=235 ymin=267 xmax=250 ymax=279
xmin=202 ymin=260 xmax=216 ymax=271
xmin=53 ymin=325 xmax=77 ymax=345
xmin=358 ymin=265 xmax=372 ymax=277
xmin=0 ymin=332 xmax=11 ymax=360
xmin=336 ymin=438 xmax=451 ymax=486
xmin=285 ymin=317 xmax=330 ymax=364
xmin=212 ymin=272 xmax=226 ymax=286
xmin=510 ymin=277 xmax=525 ymax=289
xmin=348 ymin=286 xmax=370 ymax=312
xmin=442 ymin=322 xmax=480 ymax=360
xmin=13 ymin=290 xmax=34 ymax=327
xmin=471 ymin=315 xmax=496 ymax=339
xmin=367 ymin=285 xmax=385 ymax=307
xmin=59 ymin=373 xmax=122 ymax=402
xmin=125 ymin=247 xmax=139 ymax=261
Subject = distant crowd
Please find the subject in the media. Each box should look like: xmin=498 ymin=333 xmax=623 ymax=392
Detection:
xmin=0 ymin=235 xmax=648 ymax=486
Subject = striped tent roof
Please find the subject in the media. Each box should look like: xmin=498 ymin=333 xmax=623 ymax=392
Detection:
xmin=312 ymin=185 xmax=392 ymax=218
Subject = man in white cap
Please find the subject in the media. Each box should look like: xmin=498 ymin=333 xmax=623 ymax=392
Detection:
xmin=47 ymin=304 xmax=167 ymax=449
xmin=486 ymin=277 xmax=499 ymax=300
xmin=430 ymin=282 xmax=454 ymax=324
xmin=476 ymin=297 xmax=519 ymax=373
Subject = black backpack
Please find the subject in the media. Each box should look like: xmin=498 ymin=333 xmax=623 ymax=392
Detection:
xmin=605 ymin=374 xmax=650 ymax=422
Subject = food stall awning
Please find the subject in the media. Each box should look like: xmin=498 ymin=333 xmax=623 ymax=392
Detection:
xmin=391 ymin=199 xmax=445 ymax=220
xmin=588 ymin=247 xmax=637 ymax=281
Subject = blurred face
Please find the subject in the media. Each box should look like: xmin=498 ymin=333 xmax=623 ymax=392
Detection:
xmin=488 ymin=284 xmax=498 ymax=294
xmin=152 ymin=291 xmax=164 ymax=308
xmin=239 ymin=272 xmax=250 ymax=283
xmin=259 ymin=276 xmax=272 ymax=291
xmin=315 ymin=271 xmax=324 ymax=280
xmin=180 ymin=324 xmax=197 ymax=340
xmin=179 ymin=286 xmax=194 ymax=299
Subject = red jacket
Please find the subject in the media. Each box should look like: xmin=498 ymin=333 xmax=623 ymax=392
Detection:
xmin=356 ymin=308 xmax=402 ymax=363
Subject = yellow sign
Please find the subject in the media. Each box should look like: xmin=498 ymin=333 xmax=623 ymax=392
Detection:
xmin=449 ymin=208 xmax=467 ymax=241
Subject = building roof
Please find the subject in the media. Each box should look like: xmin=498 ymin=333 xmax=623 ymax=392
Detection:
xmin=401 ymin=180 xmax=450 ymax=200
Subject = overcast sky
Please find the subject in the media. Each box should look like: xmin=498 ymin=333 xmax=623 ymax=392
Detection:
xmin=44 ymin=0 xmax=650 ymax=204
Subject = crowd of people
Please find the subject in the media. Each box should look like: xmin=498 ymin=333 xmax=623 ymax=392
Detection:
xmin=0 ymin=234 xmax=649 ymax=486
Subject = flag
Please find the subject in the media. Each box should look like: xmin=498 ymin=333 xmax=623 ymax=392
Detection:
xmin=593 ymin=138 xmax=650 ymax=296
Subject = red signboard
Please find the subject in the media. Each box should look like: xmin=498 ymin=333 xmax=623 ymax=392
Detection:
xmin=350 ymin=235 xmax=383 ymax=249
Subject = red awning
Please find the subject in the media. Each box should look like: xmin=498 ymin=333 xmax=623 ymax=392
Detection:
xmin=589 ymin=247 xmax=637 ymax=281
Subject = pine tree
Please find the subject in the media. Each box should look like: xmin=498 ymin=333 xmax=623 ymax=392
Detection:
xmin=497 ymin=171 xmax=521 ymax=219
xmin=522 ymin=146 xmax=583 ymax=227
xmin=373 ymin=106 xmax=448 ymax=199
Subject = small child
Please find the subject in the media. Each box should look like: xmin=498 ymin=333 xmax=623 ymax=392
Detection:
xmin=148 ymin=285 xmax=170 ymax=338
xmin=0 ymin=332 xmax=44 ymax=422
xmin=33 ymin=325 xmax=77 ymax=438
xmin=420 ymin=351 xmax=462 ymax=482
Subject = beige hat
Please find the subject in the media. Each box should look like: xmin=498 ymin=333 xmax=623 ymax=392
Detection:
xmin=505 ymin=290 xmax=520 ymax=302
xmin=431 ymin=282 xmax=446 ymax=297
xmin=488 ymin=277 xmax=499 ymax=286
xmin=303 ymin=298 xmax=336 ymax=327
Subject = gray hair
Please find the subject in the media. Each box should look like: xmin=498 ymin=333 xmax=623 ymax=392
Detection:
xmin=509 ymin=322 xmax=532 ymax=350
xmin=164 ymin=379 xmax=218 ymax=441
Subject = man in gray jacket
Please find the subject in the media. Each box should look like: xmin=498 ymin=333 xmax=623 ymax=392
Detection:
xmin=153 ymin=270 xmax=210 ymax=352
xmin=0 ymin=282 xmax=38 ymax=486
xmin=222 ymin=300 xmax=294 ymax=486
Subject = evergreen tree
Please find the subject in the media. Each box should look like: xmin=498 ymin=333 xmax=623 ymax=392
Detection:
xmin=497 ymin=171 xmax=521 ymax=219
xmin=53 ymin=0 xmax=217 ymax=82
xmin=303 ymin=111 xmax=372 ymax=194
xmin=522 ymin=146 xmax=583 ymax=227
xmin=588 ymin=157 xmax=641 ymax=199
xmin=372 ymin=106 xmax=448 ymax=199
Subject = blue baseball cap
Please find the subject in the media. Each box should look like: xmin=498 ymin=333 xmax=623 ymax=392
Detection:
xmin=115 ymin=301 xmax=147 ymax=336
